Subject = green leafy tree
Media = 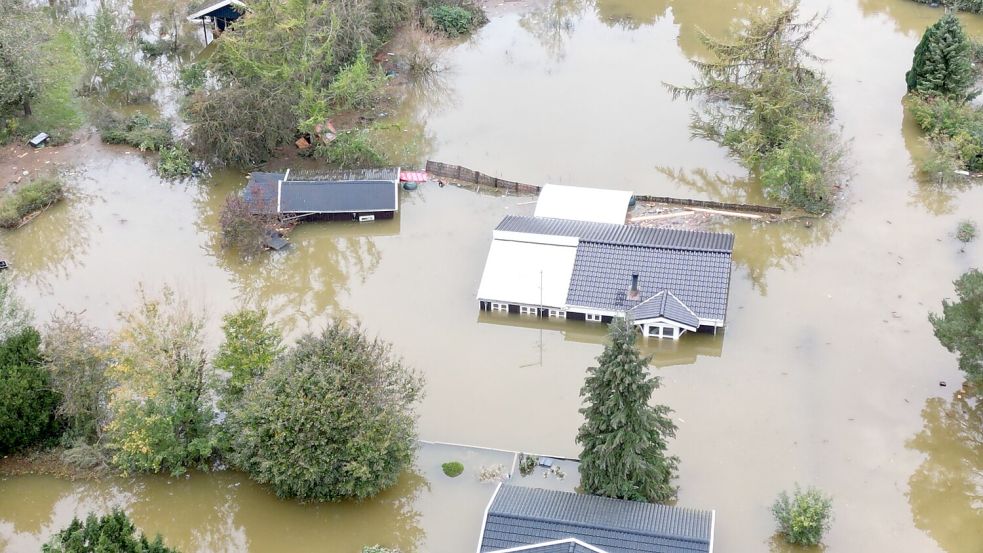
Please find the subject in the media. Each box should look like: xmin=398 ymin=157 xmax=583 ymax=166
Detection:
xmin=0 ymin=0 xmax=43 ymax=117
xmin=0 ymin=274 xmax=31 ymax=341
xmin=77 ymin=1 xmax=155 ymax=102
xmin=906 ymin=12 xmax=975 ymax=99
xmin=214 ymin=308 xmax=282 ymax=405
xmin=666 ymin=2 xmax=843 ymax=213
xmin=105 ymin=287 xmax=216 ymax=475
xmin=42 ymin=311 xmax=111 ymax=444
xmin=0 ymin=327 xmax=61 ymax=453
xmin=771 ymin=485 xmax=833 ymax=546
xmin=929 ymin=269 xmax=983 ymax=388
xmin=576 ymin=318 xmax=679 ymax=503
xmin=43 ymin=509 xmax=179 ymax=553
xmin=227 ymin=322 xmax=424 ymax=501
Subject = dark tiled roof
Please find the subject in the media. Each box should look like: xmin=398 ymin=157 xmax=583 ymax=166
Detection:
xmin=629 ymin=291 xmax=699 ymax=328
xmin=496 ymin=216 xmax=734 ymax=253
xmin=279 ymin=180 xmax=396 ymax=213
xmin=241 ymin=172 xmax=398 ymax=214
xmin=566 ymin=243 xmax=731 ymax=322
xmin=480 ymin=486 xmax=713 ymax=553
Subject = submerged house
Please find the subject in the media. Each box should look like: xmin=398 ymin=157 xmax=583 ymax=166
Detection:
xmin=187 ymin=0 xmax=246 ymax=41
xmin=476 ymin=186 xmax=733 ymax=339
xmin=243 ymin=167 xmax=400 ymax=222
xmin=478 ymin=484 xmax=715 ymax=553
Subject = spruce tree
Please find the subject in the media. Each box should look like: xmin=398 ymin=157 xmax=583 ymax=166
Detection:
xmin=576 ymin=318 xmax=679 ymax=503
xmin=906 ymin=12 xmax=975 ymax=99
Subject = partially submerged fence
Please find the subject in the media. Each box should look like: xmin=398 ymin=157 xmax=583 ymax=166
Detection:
xmin=425 ymin=160 xmax=782 ymax=216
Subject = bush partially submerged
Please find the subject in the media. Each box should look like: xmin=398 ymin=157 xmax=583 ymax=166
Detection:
xmin=909 ymin=94 xmax=983 ymax=176
xmin=423 ymin=2 xmax=486 ymax=37
xmin=772 ymin=485 xmax=833 ymax=546
xmin=0 ymin=176 xmax=64 ymax=228
xmin=99 ymin=112 xmax=174 ymax=152
xmin=329 ymin=52 xmax=386 ymax=110
xmin=316 ymin=129 xmax=385 ymax=168
xmin=157 ymin=144 xmax=194 ymax=179
xmin=441 ymin=461 xmax=464 ymax=477
xmin=219 ymin=195 xmax=276 ymax=259
xmin=957 ymin=220 xmax=978 ymax=243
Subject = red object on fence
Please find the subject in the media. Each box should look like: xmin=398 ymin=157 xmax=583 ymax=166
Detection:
xmin=399 ymin=170 xmax=428 ymax=182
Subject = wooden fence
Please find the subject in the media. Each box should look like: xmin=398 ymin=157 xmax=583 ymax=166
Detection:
xmin=425 ymin=160 xmax=782 ymax=216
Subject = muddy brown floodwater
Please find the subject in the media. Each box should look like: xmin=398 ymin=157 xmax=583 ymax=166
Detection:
xmin=2 ymin=0 xmax=983 ymax=552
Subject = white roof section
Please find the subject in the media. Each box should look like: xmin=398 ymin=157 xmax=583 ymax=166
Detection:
xmin=187 ymin=0 xmax=246 ymax=20
xmin=477 ymin=239 xmax=578 ymax=307
xmin=534 ymin=184 xmax=632 ymax=225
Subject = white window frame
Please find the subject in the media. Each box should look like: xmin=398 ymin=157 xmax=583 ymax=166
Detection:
xmin=490 ymin=302 xmax=508 ymax=312
xmin=519 ymin=306 xmax=538 ymax=316
xmin=548 ymin=309 xmax=566 ymax=319
xmin=585 ymin=313 xmax=603 ymax=322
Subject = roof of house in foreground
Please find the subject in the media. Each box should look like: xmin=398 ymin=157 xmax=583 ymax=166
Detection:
xmin=480 ymin=485 xmax=714 ymax=553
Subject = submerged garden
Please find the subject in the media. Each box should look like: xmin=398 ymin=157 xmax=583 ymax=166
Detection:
xmin=1 ymin=0 xmax=982 ymax=552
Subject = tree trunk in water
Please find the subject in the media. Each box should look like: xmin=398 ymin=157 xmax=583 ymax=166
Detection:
xmin=22 ymin=100 xmax=32 ymax=117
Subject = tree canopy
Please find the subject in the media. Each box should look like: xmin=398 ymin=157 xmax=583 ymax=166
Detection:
xmin=227 ymin=321 xmax=424 ymax=501
xmin=906 ymin=12 xmax=975 ymax=99
xmin=0 ymin=0 xmax=43 ymax=117
xmin=0 ymin=326 xmax=61 ymax=453
xmin=666 ymin=1 xmax=844 ymax=213
xmin=576 ymin=318 xmax=678 ymax=503
xmin=43 ymin=509 xmax=179 ymax=553
xmin=929 ymin=268 xmax=983 ymax=388
xmin=214 ymin=307 xmax=282 ymax=405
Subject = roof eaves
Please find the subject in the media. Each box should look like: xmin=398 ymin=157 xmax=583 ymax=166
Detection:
xmin=488 ymin=538 xmax=610 ymax=553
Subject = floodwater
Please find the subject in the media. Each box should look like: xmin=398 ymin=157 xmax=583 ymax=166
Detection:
xmin=2 ymin=0 xmax=983 ymax=551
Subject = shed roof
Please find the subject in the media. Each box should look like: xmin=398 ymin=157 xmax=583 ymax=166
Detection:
xmin=187 ymin=0 xmax=246 ymax=20
xmin=242 ymin=170 xmax=399 ymax=215
xmin=480 ymin=485 xmax=713 ymax=553
xmin=534 ymin=185 xmax=633 ymax=225
xmin=496 ymin=216 xmax=734 ymax=253
xmin=477 ymin=239 xmax=578 ymax=307
xmin=629 ymin=291 xmax=700 ymax=329
xmin=566 ymin=242 xmax=731 ymax=323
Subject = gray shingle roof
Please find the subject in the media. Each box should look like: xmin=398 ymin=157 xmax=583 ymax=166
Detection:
xmin=480 ymin=486 xmax=713 ymax=553
xmin=496 ymin=216 xmax=734 ymax=253
xmin=629 ymin=291 xmax=700 ymax=328
xmin=566 ymin=242 xmax=731 ymax=322
xmin=279 ymin=180 xmax=397 ymax=213
xmin=242 ymin=172 xmax=398 ymax=214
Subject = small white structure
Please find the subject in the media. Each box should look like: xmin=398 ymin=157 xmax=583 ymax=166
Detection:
xmin=476 ymin=234 xmax=578 ymax=312
xmin=534 ymin=184 xmax=633 ymax=225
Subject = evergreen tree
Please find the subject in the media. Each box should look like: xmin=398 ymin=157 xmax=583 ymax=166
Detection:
xmin=576 ymin=318 xmax=679 ymax=503
xmin=906 ymin=12 xmax=976 ymax=99
xmin=43 ymin=509 xmax=179 ymax=553
xmin=929 ymin=268 xmax=983 ymax=388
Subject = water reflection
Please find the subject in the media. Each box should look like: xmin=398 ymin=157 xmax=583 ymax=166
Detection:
xmin=907 ymin=389 xmax=983 ymax=553
xmin=899 ymin=99 xmax=973 ymax=216
xmin=518 ymin=0 xmax=587 ymax=61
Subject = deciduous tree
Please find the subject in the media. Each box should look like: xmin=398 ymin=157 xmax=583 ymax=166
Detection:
xmin=929 ymin=268 xmax=983 ymax=388
xmin=227 ymin=321 xmax=424 ymax=501
xmin=576 ymin=318 xmax=678 ymax=503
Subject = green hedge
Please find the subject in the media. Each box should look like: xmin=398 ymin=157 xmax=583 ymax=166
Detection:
xmin=0 ymin=177 xmax=64 ymax=228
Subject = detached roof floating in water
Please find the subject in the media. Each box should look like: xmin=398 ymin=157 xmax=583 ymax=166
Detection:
xmin=242 ymin=167 xmax=400 ymax=222
xmin=534 ymin=184 xmax=633 ymax=225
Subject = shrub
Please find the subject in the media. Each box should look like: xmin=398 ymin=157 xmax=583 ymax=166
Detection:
xmin=957 ymin=220 xmax=978 ymax=243
xmin=42 ymin=509 xmax=179 ymax=553
xmin=772 ymin=485 xmax=833 ymax=546
xmin=328 ymin=52 xmax=386 ymax=110
xmin=930 ymin=269 xmax=983 ymax=387
xmin=42 ymin=311 xmax=110 ymax=444
xmin=219 ymin=194 xmax=275 ymax=259
xmin=0 ymin=327 xmax=61 ymax=453
xmin=0 ymin=176 xmax=64 ymax=228
xmin=226 ymin=321 xmax=424 ymax=501
xmin=517 ymin=453 xmax=538 ymax=476
xmin=0 ymin=273 xmax=32 ymax=341
xmin=908 ymin=95 xmax=983 ymax=174
xmin=157 ymin=144 xmax=194 ymax=179
xmin=214 ymin=308 xmax=282 ymax=405
xmin=178 ymin=62 xmax=207 ymax=93
xmin=423 ymin=2 xmax=486 ymax=37
xmin=77 ymin=3 xmax=156 ymax=102
xmin=99 ymin=112 xmax=173 ymax=152
xmin=317 ymin=129 xmax=385 ymax=168
xmin=105 ymin=287 xmax=216 ymax=476
xmin=759 ymin=125 xmax=845 ymax=214
xmin=441 ymin=461 xmax=464 ymax=477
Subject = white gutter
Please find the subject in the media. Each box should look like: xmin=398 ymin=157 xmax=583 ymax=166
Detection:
xmin=276 ymin=179 xmax=282 ymax=214
xmin=708 ymin=509 xmax=716 ymax=553
xmin=475 ymin=482 xmax=503 ymax=553
xmin=489 ymin=538 xmax=609 ymax=553
xmin=394 ymin=166 xmax=400 ymax=212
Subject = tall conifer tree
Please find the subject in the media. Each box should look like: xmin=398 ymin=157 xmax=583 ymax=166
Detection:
xmin=907 ymin=12 xmax=975 ymax=99
xmin=576 ymin=318 xmax=679 ymax=503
